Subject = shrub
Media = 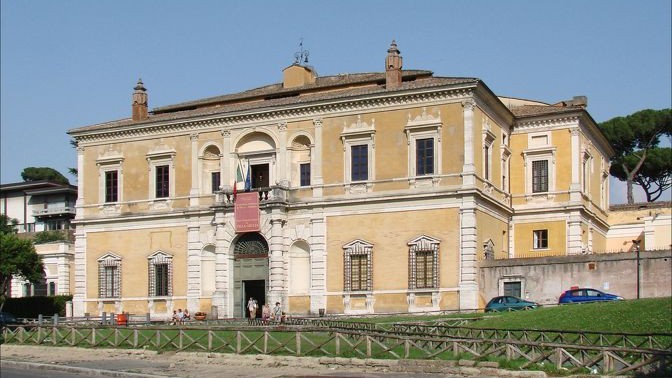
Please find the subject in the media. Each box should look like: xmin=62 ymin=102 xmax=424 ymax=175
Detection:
xmin=1 ymin=295 xmax=73 ymax=318
xmin=33 ymin=231 xmax=67 ymax=244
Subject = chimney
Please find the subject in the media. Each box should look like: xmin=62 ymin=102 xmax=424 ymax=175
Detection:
xmin=132 ymin=78 xmax=148 ymax=121
xmin=282 ymin=64 xmax=317 ymax=89
xmin=385 ymin=40 xmax=403 ymax=89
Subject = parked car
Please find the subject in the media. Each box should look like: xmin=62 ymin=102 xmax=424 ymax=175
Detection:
xmin=0 ymin=311 xmax=19 ymax=326
xmin=558 ymin=288 xmax=623 ymax=304
xmin=485 ymin=296 xmax=539 ymax=312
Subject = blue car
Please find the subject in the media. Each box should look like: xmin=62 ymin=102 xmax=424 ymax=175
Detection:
xmin=558 ymin=288 xmax=623 ymax=304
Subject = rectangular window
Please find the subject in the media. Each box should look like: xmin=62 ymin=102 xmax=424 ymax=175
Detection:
xmin=532 ymin=160 xmax=548 ymax=193
xmin=154 ymin=263 xmax=169 ymax=296
xmin=351 ymin=145 xmax=368 ymax=181
xmin=105 ymin=170 xmax=118 ymax=203
xmin=104 ymin=266 xmax=117 ymax=298
xmin=415 ymin=250 xmax=434 ymax=288
xmin=211 ymin=171 xmax=221 ymax=193
xmin=415 ymin=138 xmax=434 ymax=176
xmin=533 ymin=229 xmax=548 ymax=249
xmin=155 ymin=165 xmax=170 ymax=198
xmin=350 ymin=254 xmax=367 ymax=291
xmin=300 ymin=163 xmax=311 ymax=186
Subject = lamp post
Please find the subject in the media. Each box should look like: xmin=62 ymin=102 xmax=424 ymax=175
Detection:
xmin=632 ymin=239 xmax=642 ymax=299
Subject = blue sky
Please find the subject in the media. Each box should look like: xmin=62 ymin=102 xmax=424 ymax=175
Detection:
xmin=1 ymin=0 xmax=670 ymax=204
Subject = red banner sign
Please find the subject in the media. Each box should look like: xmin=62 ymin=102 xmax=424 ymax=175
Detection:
xmin=234 ymin=192 xmax=260 ymax=233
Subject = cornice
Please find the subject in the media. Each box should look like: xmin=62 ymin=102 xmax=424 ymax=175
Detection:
xmin=512 ymin=115 xmax=581 ymax=132
xmin=72 ymin=85 xmax=476 ymax=144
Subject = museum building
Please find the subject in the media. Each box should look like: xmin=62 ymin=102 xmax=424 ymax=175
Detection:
xmin=67 ymin=41 xmax=613 ymax=319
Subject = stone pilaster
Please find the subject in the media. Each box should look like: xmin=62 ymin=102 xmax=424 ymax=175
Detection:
xmin=569 ymin=128 xmax=582 ymax=202
xmin=277 ymin=122 xmax=289 ymax=186
xmin=459 ymin=197 xmax=479 ymax=310
xmin=58 ymin=246 xmax=72 ymax=295
xmin=73 ymin=229 xmax=87 ymax=316
xmin=75 ymin=146 xmax=85 ymax=218
xmin=567 ymin=211 xmax=583 ymax=255
xmin=186 ymin=221 xmax=201 ymax=311
xmin=312 ymin=119 xmax=323 ymax=197
xmin=212 ymin=211 xmax=231 ymax=318
xmin=309 ymin=215 xmax=326 ymax=314
xmin=462 ymin=99 xmax=476 ymax=187
xmin=268 ymin=217 xmax=286 ymax=306
xmin=189 ymin=133 xmax=200 ymax=207
xmin=221 ymin=129 xmax=231 ymax=188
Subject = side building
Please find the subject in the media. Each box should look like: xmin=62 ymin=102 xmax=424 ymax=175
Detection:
xmin=0 ymin=180 xmax=77 ymax=297
xmin=67 ymin=42 xmax=612 ymax=319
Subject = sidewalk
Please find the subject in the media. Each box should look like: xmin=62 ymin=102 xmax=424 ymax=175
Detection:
xmin=0 ymin=344 xmax=627 ymax=378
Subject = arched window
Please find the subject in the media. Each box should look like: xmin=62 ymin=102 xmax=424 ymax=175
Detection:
xmin=233 ymin=233 xmax=269 ymax=257
xmin=201 ymin=145 xmax=222 ymax=194
xmin=289 ymin=135 xmax=312 ymax=188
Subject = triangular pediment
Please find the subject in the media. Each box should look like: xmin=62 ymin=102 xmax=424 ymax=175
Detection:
xmin=147 ymin=250 xmax=173 ymax=261
xmin=407 ymin=235 xmax=441 ymax=248
xmin=342 ymin=239 xmax=374 ymax=252
xmin=97 ymin=252 xmax=121 ymax=262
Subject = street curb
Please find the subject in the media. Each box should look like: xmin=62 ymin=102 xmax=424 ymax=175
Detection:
xmin=0 ymin=359 xmax=172 ymax=378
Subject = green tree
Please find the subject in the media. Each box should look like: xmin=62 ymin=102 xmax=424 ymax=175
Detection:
xmin=0 ymin=215 xmax=44 ymax=312
xmin=21 ymin=167 xmax=70 ymax=185
xmin=68 ymin=139 xmax=78 ymax=177
xmin=599 ymin=109 xmax=672 ymax=204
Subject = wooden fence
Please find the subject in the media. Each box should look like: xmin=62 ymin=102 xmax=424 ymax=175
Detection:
xmin=385 ymin=324 xmax=672 ymax=350
xmin=3 ymin=325 xmax=670 ymax=375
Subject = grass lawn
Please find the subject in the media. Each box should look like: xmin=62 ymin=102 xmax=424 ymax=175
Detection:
xmin=465 ymin=297 xmax=672 ymax=334
xmin=340 ymin=297 xmax=672 ymax=334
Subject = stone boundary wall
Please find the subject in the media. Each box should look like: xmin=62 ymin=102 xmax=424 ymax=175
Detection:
xmin=479 ymin=250 xmax=672 ymax=304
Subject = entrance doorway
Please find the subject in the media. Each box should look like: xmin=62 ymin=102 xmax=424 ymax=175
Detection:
xmin=243 ymin=280 xmax=266 ymax=318
xmin=232 ymin=232 xmax=269 ymax=318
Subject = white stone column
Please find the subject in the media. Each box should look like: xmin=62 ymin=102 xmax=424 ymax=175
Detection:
xmin=268 ymin=217 xmax=286 ymax=306
xmin=461 ymin=99 xmax=476 ymax=187
xmin=312 ymin=118 xmax=323 ymax=197
xmin=189 ymin=133 xmax=200 ymax=206
xmin=567 ymin=211 xmax=583 ymax=255
xmin=73 ymin=229 xmax=87 ymax=316
xmin=309 ymin=215 xmax=326 ymax=314
xmin=569 ymin=128 xmax=582 ymax=202
xmin=186 ymin=221 xmax=201 ymax=311
xmin=212 ymin=211 xmax=231 ymax=318
xmin=459 ymin=197 xmax=479 ymax=310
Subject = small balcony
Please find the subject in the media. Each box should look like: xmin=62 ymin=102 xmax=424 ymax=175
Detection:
xmin=215 ymin=185 xmax=290 ymax=206
xmin=32 ymin=206 xmax=76 ymax=218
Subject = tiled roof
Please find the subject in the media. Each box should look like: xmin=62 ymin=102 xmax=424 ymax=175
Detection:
xmin=510 ymin=104 xmax=586 ymax=118
xmin=68 ymin=71 xmax=479 ymax=134
xmin=153 ymin=70 xmax=436 ymax=113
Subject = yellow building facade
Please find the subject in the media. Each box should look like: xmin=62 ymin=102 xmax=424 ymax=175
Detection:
xmin=68 ymin=42 xmax=613 ymax=319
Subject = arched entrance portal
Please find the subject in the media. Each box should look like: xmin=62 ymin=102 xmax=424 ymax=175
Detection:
xmin=232 ymin=233 xmax=269 ymax=318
